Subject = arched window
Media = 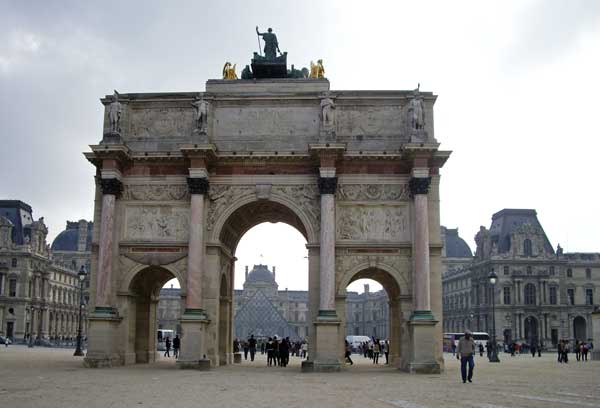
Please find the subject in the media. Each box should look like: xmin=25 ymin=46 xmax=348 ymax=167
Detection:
xmin=523 ymin=239 xmax=532 ymax=257
xmin=524 ymin=283 xmax=536 ymax=305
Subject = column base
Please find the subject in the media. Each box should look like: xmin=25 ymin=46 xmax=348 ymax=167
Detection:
xmin=176 ymin=309 xmax=211 ymax=370
xmin=403 ymin=316 xmax=442 ymax=374
xmin=84 ymin=309 xmax=123 ymax=368
xmin=306 ymin=317 xmax=341 ymax=372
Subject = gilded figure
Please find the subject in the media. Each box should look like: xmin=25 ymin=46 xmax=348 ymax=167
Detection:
xmin=310 ymin=59 xmax=325 ymax=79
xmin=222 ymin=62 xmax=238 ymax=80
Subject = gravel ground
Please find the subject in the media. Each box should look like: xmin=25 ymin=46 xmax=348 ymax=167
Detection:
xmin=1 ymin=345 xmax=599 ymax=408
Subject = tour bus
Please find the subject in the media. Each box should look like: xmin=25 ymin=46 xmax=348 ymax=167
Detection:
xmin=157 ymin=329 xmax=175 ymax=351
xmin=443 ymin=332 xmax=490 ymax=352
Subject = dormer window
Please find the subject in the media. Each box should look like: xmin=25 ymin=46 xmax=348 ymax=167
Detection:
xmin=523 ymin=239 xmax=532 ymax=257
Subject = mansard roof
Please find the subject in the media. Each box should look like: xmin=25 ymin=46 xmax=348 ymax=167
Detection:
xmin=0 ymin=200 xmax=34 ymax=245
xmin=489 ymin=209 xmax=554 ymax=254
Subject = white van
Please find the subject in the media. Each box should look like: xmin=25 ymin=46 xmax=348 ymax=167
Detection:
xmin=346 ymin=335 xmax=372 ymax=352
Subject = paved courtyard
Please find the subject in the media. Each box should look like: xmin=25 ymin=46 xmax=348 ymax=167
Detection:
xmin=1 ymin=346 xmax=599 ymax=408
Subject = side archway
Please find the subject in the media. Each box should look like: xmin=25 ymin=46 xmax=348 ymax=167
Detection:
xmin=336 ymin=264 xmax=409 ymax=368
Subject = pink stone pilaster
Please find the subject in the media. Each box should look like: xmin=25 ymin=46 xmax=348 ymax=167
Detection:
xmin=186 ymin=193 xmax=205 ymax=309
xmin=319 ymin=193 xmax=336 ymax=311
xmin=96 ymin=193 xmax=116 ymax=307
xmin=413 ymin=193 xmax=431 ymax=312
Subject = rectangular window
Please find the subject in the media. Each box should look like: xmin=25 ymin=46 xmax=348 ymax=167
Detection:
xmin=503 ymin=287 xmax=511 ymax=305
xmin=11 ymin=258 xmax=17 ymax=267
xmin=549 ymin=266 xmax=555 ymax=276
xmin=586 ymin=289 xmax=593 ymax=305
xmin=586 ymin=268 xmax=592 ymax=279
xmin=0 ymin=273 xmax=3 ymax=295
xmin=567 ymin=288 xmax=575 ymax=305
xmin=549 ymin=286 xmax=557 ymax=305
xmin=503 ymin=266 xmax=509 ymax=275
xmin=9 ymin=279 xmax=17 ymax=297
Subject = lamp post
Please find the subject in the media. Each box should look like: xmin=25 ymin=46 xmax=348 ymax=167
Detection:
xmin=469 ymin=313 xmax=474 ymax=331
xmin=74 ymin=265 xmax=86 ymax=357
xmin=488 ymin=269 xmax=500 ymax=362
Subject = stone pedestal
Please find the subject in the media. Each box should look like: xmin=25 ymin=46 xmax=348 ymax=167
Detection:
xmin=233 ymin=352 xmax=242 ymax=364
xmin=406 ymin=319 xmax=441 ymax=374
xmin=310 ymin=319 xmax=342 ymax=372
xmin=83 ymin=312 xmax=122 ymax=368
xmin=176 ymin=310 xmax=211 ymax=370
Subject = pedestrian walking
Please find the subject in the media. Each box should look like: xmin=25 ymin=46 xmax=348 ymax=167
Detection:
xmin=478 ymin=343 xmax=484 ymax=357
xmin=384 ymin=340 xmax=390 ymax=364
xmin=344 ymin=340 xmax=354 ymax=365
xmin=531 ymin=343 xmax=536 ymax=357
xmin=280 ymin=337 xmax=290 ymax=367
xmin=173 ymin=335 xmax=180 ymax=359
xmin=301 ymin=341 xmax=308 ymax=359
xmin=537 ymin=342 xmax=542 ymax=357
xmin=373 ymin=339 xmax=380 ymax=364
xmin=242 ymin=340 xmax=249 ymax=360
xmin=457 ymin=330 xmax=476 ymax=383
xmin=575 ymin=340 xmax=581 ymax=361
xmin=248 ymin=335 xmax=257 ymax=362
xmin=562 ymin=341 xmax=569 ymax=363
xmin=266 ymin=337 xmax=275 ymax=366
xmin=164 ymin=337 xmax=171 ymax=357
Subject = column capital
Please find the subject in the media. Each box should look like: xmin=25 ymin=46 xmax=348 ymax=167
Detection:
xmin=99 ymin=178 xmax=123 ymax=198
xmin=187 ymin=177 xmax=209 ymax=195
xmin=409 ymin=177 xmax=431 ymax=197
xmin=318 ymin=177 xmax=338 ymax=195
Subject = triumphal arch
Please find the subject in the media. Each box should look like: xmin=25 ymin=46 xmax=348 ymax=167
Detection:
xmin=83 ymin=35 xmax=450 ymax=373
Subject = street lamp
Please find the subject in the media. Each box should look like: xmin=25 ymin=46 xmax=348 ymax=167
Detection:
xmin=74 ymin=265 xmax=86 ymax=357
xmin=27 ymin=308 xmax=34 ymax=348
xmin=488 ymin=269 xmax=500 ymax=363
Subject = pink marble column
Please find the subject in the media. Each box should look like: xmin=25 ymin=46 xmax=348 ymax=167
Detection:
xmin=318 ymin=176 xmax=337 ymax=316
xmin=95 ymin=178 xmax=122 ymax=309
xmin=409 ymin=176 xmax=433 ymax=319
xmin=185 ymin=177 xmax=209 ymax=311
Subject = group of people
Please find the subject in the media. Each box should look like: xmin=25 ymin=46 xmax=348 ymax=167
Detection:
xmin=355 ymin=339 xmax=390 ymax=365
xmin=234 ymin=335 xmax=307 ymax=366
xmin=162 ymin=335 xmax=180 ymax=359
xmin=557 ymin=340 xmax=594 ymax=363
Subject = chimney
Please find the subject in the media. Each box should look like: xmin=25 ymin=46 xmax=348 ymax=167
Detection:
xmin=364 ymin=284 xmax=370 ymax=294
xmin=77 ymin=220 xmax=88 ymax=252
xmin=245 ymin=265 xmax=248 ymax=280
xmin=272 ymin=266 xmax=276 ymax=281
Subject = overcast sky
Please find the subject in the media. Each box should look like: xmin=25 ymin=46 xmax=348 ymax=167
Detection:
xmin=2 ymin=1 xmax=599 ymax=293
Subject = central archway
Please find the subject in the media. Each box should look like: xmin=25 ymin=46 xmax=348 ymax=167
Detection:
xmin=206 ymin=197 xmax=318 ymax=367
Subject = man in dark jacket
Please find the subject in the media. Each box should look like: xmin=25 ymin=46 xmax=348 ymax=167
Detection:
xmin=173 ymin=335 xmax=181 ymax=359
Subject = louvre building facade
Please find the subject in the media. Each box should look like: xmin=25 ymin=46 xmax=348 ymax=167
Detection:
xmin=442 ymin=209 xmax=599 ymax=347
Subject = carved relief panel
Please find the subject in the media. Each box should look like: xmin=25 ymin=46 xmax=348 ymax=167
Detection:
xmin=124 ymin=206 xmax=190 ymax=241
xmin=336 ymin=204 xmax=408 ymax=242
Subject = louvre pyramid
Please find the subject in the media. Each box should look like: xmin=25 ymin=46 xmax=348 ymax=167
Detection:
xmin=234 ymin=289 xmax=300 ymax=341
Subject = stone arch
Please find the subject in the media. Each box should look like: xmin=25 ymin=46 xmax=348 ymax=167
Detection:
xmin=124 ymin=265 xmax=182 ymax=364
xmin=118 ymin=261 xmax=186 ymax=297
xmin=336 ymin=265 xmax=408 ymax=368
xmin=210 ymin=193 xmax=318 ymax=250
xmin=524 ymin=315 xmax=538 ymax=343
xmin=573 ymin=315 xmax=587 ymax=341
xmin=337 ymin=261 xmax=409 ymax=299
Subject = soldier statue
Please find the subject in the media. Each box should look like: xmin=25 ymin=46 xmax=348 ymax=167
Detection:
xmin=107 ymin=90 xmax=122 ymax=134
xmin=407 ymin=85 xmax=425 ymax=131
xmin=191 ymin=96 xmax=209 ymax=133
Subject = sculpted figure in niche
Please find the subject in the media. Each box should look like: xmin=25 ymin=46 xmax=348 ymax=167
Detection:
xmin=407 ymin=85 xmax=425 ymax=131
xmin=107 ymin=90 xmax=122 ymax=133
xmin=320 ymin=92 xmax=336 ymax=131
xmin=191 ymin=96 xmax=209 ymax=133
